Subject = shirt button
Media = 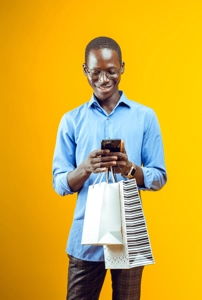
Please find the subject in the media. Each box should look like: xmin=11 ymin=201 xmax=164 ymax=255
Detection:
xmin=107 ymin=117 xmax=110 ymax=120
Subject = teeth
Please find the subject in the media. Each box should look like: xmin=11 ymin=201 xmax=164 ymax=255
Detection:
xmin=99 ymin=86 xmax=111 ymax=90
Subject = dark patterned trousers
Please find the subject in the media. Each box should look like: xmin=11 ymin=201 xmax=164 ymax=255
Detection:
xmin=67 ymin=255 xmax=144 ymax=300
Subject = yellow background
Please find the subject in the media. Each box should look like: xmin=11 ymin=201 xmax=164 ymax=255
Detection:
xmin=1 ymin=0 xmax=202 ymax=299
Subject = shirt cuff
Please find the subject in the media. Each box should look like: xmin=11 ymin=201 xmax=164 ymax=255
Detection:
xmin=141 ymin=167 xmax=166 ymax=191
xmin=53 ymin=171 xmax=75 ymax=196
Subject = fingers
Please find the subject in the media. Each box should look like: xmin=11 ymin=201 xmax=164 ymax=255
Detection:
xmin=107 ymin=151 xmax=128 ymax=173
xmin=90 ymin=148 xmax=127 ymax=159
xmin=94 ymin=167 xmax=107 ymax=173
xmin=109 ymin=151 xmax=128 ymax=162
xmin=88 ymin=147 xmax=130 ymax=175
xmin=94 ymin=158 xmax=118 ymax=170
xmin=90 ymin=149 xmax=110 ymax=158
xmin=88 ymin=149 xmax=120 ymax=173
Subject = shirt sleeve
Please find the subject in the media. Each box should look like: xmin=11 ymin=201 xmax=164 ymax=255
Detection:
xmin=52 ymin=115 xmax=76 ymax=196
xmin=140 ymin=110 xmax=167 ymax=191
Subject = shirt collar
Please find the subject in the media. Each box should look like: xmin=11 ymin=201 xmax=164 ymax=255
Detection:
xmin=87 ymin=91 xmax=131 ymax=109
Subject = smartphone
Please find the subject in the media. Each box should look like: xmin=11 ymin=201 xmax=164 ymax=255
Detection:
xmin=101 ymin=139 xmax=124 ymax=152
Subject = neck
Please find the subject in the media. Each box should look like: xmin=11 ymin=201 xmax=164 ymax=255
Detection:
xmin=96 ymin=90 xmax=121 ymax=114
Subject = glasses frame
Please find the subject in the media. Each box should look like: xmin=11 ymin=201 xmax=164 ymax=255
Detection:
xmin=84 ymin=64 xmax=122 ymax=80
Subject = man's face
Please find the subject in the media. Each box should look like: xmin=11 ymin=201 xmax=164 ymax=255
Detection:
xmin=83 ymin=48 xmax=124 ymax=101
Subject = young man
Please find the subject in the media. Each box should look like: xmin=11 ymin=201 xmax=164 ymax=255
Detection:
xmin=52 ymin=36 xmax=167 ymax=300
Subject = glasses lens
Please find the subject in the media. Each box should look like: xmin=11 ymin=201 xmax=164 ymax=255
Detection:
xmin=106 ymin=70 xmax=120 ymax=79
xmin=88 ymin=68 xmax=120 ymax=80
xmin=90 ymin=70 xmax=100 ymax=80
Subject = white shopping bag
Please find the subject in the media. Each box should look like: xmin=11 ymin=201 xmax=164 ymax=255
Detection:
xmin=81 ymin=172 xmax=123 ymax=245
xmin=104 ymin=178 xmax=154 ymax=268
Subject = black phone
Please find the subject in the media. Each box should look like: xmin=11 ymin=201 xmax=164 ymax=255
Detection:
xmin=101 ymin=139 xmax=124 ymax=152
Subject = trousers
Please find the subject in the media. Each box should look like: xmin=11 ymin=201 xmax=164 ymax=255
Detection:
xmin=67 ymin=255 xmax=144 ymax=300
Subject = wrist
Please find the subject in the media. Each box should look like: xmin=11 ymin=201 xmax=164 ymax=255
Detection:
xmin=121 ymin=161 xmax=132 ymax=175
xmin=121 ymin=162 xmax=137 ymax=179
xmin=81 ymin=161 xmax=92 ymax=177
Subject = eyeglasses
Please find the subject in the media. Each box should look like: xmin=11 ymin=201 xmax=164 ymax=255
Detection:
xmin=85 ymin=65 xmax=122 ymax=80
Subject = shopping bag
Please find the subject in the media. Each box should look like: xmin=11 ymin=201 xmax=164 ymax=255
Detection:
xmin=81 ymin=172 xmax=123 ymax=245
xmin=104 ymin=178 xmax=154 ymax=268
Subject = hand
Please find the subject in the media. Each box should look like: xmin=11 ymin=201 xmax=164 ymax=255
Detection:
xmin=83 ymin=148 xmax=120 ymax=174
xmin=109 ymin=146 xmax=132 ymax=174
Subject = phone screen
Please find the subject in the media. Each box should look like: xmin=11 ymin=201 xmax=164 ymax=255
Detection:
xmin=101 ymin=139 xmax=122 ymax=152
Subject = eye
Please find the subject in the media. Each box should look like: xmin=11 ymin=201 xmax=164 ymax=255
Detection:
xmin=90 ymin=70 xmax=100 ymax=76
xmin=107 ymin=69 xmax=118 ymax=75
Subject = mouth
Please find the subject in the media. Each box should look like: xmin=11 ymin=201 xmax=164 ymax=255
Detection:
xmin=96 ymin=85 xmax=113 ymax=93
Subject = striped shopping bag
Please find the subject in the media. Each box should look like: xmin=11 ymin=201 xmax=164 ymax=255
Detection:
xmin=104 ymin=178 xmax=154 ymax=269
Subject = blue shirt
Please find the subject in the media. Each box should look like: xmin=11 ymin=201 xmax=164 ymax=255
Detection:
xmin=52 ymin=91 xmax=167 ymax=261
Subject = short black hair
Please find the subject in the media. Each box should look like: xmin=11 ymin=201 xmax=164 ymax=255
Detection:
xmin=85 ymin=36 xmax=122 ymax=64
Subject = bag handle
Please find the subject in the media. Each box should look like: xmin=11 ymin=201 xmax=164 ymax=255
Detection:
xmin=106 ymin=167 xmax=117 ymax=183
xmin=92 ymin=171 xmax=105 ymax=188
xmin=92 ymin=166 xmax=117 ymax=188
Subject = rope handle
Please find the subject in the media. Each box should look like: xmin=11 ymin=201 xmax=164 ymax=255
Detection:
xmin=92 ymin=167 xmax=117 ymax=188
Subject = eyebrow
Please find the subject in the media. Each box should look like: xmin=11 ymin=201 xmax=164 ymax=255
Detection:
xmin=88 ymin=66 xmax=119 ymax=70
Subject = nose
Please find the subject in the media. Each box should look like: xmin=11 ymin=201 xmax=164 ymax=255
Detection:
xmin=98 ymin=71 xmax=109 ymax=83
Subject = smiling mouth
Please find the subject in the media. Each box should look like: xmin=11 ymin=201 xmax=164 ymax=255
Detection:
xmin=96 ymin=85 xmax=112 ymax=91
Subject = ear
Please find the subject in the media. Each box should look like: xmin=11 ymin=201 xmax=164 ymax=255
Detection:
xmin=82 ymin=63 xmax=88 ymax=76
xmin=121 ymin=62 xmax=125 ymax=74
